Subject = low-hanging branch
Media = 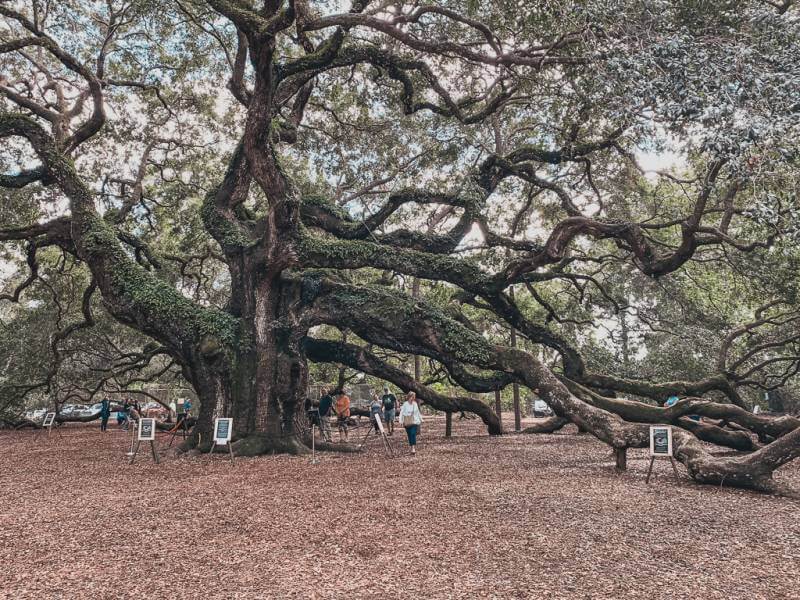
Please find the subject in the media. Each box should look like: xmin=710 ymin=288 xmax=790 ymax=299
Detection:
xmin=304 ymin=337 xmax=502 ymax=434
xmin=307 ymin=278 xmax=800 ymax=493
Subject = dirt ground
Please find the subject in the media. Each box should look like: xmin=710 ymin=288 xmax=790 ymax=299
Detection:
xmin=1 ymin=414 xmax=799 ymax=600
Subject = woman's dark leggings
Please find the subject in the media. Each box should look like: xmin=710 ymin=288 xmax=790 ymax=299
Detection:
xmin=404 ymin=424 xmax=419 ymax=446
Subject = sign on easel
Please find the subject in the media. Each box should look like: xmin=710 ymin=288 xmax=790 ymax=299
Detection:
xmin=214 ymin=418 xmax=233 ymax=445
xmin=646 ymin=426 xmax=680 ymax=483
xmin=129 ymin=418 xmax=159 ymax=464
xmin=357 ymin=413 xmax=394 ymax=457
xmin=650 ymin=426 xmax=672 ymax=456
xmin=208 ymin=418 xmax=235 ymax=464
xmin=139 ymin=418 xmax=156 ymax=441
xmin=36 ymin=412 xmax=61 ymax=440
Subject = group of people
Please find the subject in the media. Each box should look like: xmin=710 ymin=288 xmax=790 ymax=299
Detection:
xmin=307 ymin=386 xmax=423 ymax=454
xmin=98 ymin=398 xmax=143 ymax=432
xmin=98 ymin=397 xmax=192 ymax=432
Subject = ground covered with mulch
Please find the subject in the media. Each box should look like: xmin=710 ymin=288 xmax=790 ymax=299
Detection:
xmin=1 ymin=415 xmax=799 ymax=599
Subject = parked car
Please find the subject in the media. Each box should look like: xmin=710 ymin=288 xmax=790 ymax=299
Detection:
xmin=141 ymin=402 xmax=168 ymax=420
xmin=74 ymin=404 xmax=101 ymax=417
xmin=533 ymin=399 xmax=554 ymax=418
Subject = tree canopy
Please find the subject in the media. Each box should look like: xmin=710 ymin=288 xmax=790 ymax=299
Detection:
xmin=2 ymin=0 xmax=800 ymax=491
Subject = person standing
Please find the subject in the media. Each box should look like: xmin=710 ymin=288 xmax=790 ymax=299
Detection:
xmin=399 ymin=391 xmax=423 ymax=455
xmin=381 ymin=386 xmax=398 ymax=435
xmin=334 ymin=388 xmax=351 ymax=442
xmin=99 ymin=397 xmax=111 ymax=432
xmin=98 ymin=397 xmax=111 ymax=431
xmin=318 ymin=387 xmax=334 ymax=442
xmin=369 ymin=391 xmax=383 ymax=433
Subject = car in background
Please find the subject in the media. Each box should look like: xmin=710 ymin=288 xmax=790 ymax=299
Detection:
xmin=141 ymin=401 xmax=169 ymax=420
xmin=533 ymin=399 xmax=554 ymax=418
xmin=74 ymin=404 xmax=101 ymax=417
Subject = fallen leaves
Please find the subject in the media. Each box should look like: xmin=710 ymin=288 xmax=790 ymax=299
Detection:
xmin=0 ymin=416 xmax=798 ymax=599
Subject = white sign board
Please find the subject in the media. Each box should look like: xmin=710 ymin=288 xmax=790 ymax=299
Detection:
xmin=373 ymin=412 xmax=385 ymax=434
xmin=42 ymin=412 xmax=56 ymax=428
xmin=649 ymin=426 xmax=673 ymax=457
xmin=214 ymin=418 xmax=233 ymax=445
xmin=138 ymin=418 xmax=156 ymax=441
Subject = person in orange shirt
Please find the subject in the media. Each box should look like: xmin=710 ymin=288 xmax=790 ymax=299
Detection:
xmin=334 ymin=388 xmax=351 ymax=442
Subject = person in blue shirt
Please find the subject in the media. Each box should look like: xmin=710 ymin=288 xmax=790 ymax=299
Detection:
xmin=369 ymin=391 xmax=383 ymax=433
xmin=665 ymin=394 xmax=700 ymax=421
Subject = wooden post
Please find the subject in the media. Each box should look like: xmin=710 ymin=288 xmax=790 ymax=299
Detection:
xmin=357 ymin=423 xmax=373 ymax=451
xmin=129 ymin=441 xmax=141 ymax=464
xmin=445 ymin=411 xmax=452 ymax=438
xmin=509 ymin=288 xmax=522 ymax=432
xmin=645 ymin=456 xmax=656 ymax=483
xmin=614 ymin=447 xmax=627 ymax=471
xmin=381 ymin=430 xmax=395 ymax=458
xmin=127 ymin=425 xmax=136 ymax=455
xmin=494 ymin=388 xmax=502 ymax=426
xmin=310 ymin=423 xmax=319 ymax=464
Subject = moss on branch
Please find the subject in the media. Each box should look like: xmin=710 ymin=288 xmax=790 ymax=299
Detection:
xmin=298 ymin=232 xmax=496 ymax=292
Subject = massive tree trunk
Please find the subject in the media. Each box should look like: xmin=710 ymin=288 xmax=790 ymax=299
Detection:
xmin=184 ymin=256 xmax=311 ymax=455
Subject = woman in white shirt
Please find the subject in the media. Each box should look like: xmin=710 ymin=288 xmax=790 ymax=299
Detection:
xmin=399 ymin=391 xmax=423 ymax=455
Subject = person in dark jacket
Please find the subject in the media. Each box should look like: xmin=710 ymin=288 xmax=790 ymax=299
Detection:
xmin=317 ymin=388 xmax=334 ymax=442
xmin=99 ymin=398 xmax=111 ymax=432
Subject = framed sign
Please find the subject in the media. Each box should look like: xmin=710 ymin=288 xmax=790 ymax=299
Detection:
xmin=214 ymin=418 xmax=233 ymax=445
xmin=42 ymin=412 xmax=56 ymax=428
xmin=373 ymin=412 xmax=385 ymax=434
xmin=650 ymin=426 xmax=673 ymax=457
xmin=138 ymin=418 xmax=156 ymax=441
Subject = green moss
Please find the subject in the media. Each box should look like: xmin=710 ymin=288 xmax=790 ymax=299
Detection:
xmin=330 ymin=284 xmax=493 ymax=366
xmin=200 ymin=190 xmax=253 ymax=249
xmin=76 ymin=214 xmax=243 ymax=353
xmin=298 ymin=233 xmax=493 ymax=291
